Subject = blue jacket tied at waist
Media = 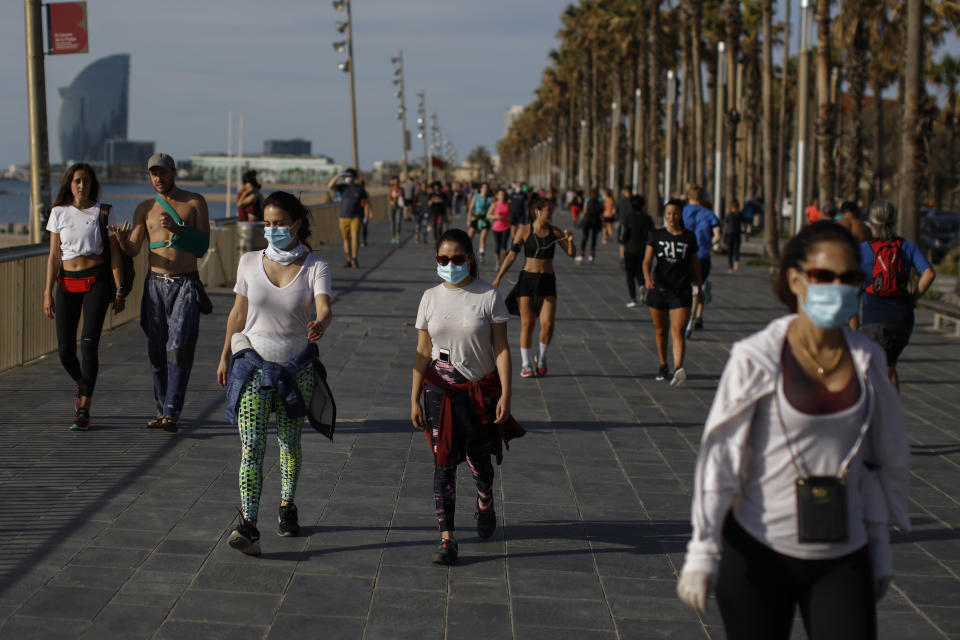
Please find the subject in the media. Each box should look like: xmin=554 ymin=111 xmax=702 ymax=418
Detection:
xmin=225 ymin=342 xmax=337 ymax=439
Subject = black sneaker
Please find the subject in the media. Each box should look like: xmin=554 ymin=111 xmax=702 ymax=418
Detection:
xmin=694 ymin=319 xmax=703 ymax=330
xmin=228 ymin=513 xmax=261 ymax=556
xmin=432 ymin=538 xmax=458 ymax=565
xmin=70 ymin=407 xmax=90 ymax=431
xmin=656 ymin=364 xmax=669 ymax=381
xmin=278 ymin=503 xmax=300 ymax=537
xmin=475 ymin=504 xmax=497 ymax=540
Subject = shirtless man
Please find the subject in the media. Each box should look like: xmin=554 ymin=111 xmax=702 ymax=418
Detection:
xmin=110 ymin=153 xmax=210 ymax=433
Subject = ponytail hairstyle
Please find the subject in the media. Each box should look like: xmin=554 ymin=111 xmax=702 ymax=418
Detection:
xmin=54 ymin=163 xmax=100 ymax=207
xmin=438 ymin=228 xmax=478 ymax=278
xmin=867 ymin=198 xmax=898 ymax=241
xmin=263 ymin=191 xmax=313 ymax=251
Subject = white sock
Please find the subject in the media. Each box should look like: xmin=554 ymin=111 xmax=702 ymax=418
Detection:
xmin=520 ymin=347 xmax=531 ymax=367
xmin=538 ymin=342 xmax=548 ymax=363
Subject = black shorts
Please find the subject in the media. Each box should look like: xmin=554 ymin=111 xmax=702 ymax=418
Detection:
xmin=505 ymin=271 xmax=557 ymax=316
xmin=861 ymin=322 xmax=914 ymax=365
xmin=700 ymin=256 xmax=712 ymax=282
xmin=646 ymin=287 xmax=692 ymax=311
xmin=510 ymin=212 xmax=526 ymax=227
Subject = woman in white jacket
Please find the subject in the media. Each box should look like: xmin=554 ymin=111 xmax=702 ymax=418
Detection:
xmin=677 ymin=222 xmax=910 ymax=640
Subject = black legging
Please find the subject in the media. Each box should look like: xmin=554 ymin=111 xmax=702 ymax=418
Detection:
xmin=715 ymin=516 xmax=876 ymax=640
xmin=727 ymin=235 xmax=741 ymax=268
xmin=624 ymin=251 xmax=644 ymax=300
xmin=390 ymin=204 xmax=403 ymax=236
xmin=580 ymin=227 xmax=599 ymax=257
xmin=492 ymin=229 xmax=511 ymax=258
xmin=55 ymin=264 xmax=113 ymax=397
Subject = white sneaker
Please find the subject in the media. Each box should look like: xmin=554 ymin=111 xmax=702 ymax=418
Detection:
xmin=588 ymin=255 xmax=595 ymax=264
xmin=670 ymin=367 xmax=687 ymax=387
xmin=626 ymin=300 xmax=637 ymax=308
xmin=575 ymin=255 xmax=583 ymax=264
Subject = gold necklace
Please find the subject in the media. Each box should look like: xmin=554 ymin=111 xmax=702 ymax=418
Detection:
xmin=793 ymin=338 xmax=844 ymax=376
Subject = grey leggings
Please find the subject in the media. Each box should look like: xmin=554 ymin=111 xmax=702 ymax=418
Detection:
xmin=390 ymin=204 xmax=402 ymax=236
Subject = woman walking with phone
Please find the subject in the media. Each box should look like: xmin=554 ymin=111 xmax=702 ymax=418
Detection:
xmin=43 ymin=163 xmax=126 ymax=431
xmin=411 ymin=228 xmax=522 ymax=565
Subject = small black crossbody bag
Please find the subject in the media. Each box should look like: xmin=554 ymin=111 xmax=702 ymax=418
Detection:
xmin=776 ymin=376 xmax=874 ymax=543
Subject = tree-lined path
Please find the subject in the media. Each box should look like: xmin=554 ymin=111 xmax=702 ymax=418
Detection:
xmin=1 ymin=217 xmax=959 ymax=639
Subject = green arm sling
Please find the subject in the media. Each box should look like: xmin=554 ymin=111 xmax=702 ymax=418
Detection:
xmin=148 ymin=195 xmax=210 ymax=258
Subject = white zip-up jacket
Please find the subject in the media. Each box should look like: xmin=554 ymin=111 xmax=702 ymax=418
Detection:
xmin=681 ymin=315 xmax=910 ymax=578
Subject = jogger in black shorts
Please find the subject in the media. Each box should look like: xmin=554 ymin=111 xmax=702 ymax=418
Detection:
xmin=643 ymin=199 xmax=702 ymax=386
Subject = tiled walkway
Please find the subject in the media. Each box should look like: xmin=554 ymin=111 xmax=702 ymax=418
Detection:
xmin=1 ymin=214 xmax=958 ymax=639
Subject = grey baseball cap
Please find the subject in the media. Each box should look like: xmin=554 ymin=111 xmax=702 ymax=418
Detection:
xmin=147 ymin=153 xmax=176 ymax=171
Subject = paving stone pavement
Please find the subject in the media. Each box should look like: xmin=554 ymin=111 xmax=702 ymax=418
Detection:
xmin=1 ymin=213 xmax=959 ymax=639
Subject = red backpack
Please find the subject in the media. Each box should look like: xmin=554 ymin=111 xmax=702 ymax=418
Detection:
xmin=866 ymin=238 xmax=908 ymax=297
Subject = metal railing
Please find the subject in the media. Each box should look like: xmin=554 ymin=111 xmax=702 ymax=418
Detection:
xmin=0 ymin=196 xmax=387 ymax=373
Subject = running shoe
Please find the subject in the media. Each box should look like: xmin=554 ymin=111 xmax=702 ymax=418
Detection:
xmin=475 ymin=503 xmax=497 ymax=540
xmin=575 ymin=255 xmax=583 ymax=264
xmin=70 ymin=407 xmax=90 ymax=431
xmin=520 ymin=364 xmax=535 ymax=378
xmin=588 ymin=255 xmax=595 ymax=264
xmin=694 ymin=319 xmax=703 ymax=330
xmin=432 ymin=538 xmax=458 ymax=565
xmin=536 ymin=359 xmax=547 ymax=377
xmin=670 ymin=367 xmax=687 ymax=387
xmin=228 ymin=513 xmax=261 ymax=556
xmin=342 ymin=260 xmax=352 ymax=268
xmin=685 ymin=317 xmax=695 ymax=338
xmin=656 ymin=364 xmax=669 ymax=381
xmin=351 ymin=258 xmax=359 ymax=269
xmin=626 ymin=300 xmax=637 ymax=308
xmin=278 ymin=503 xmax=300 ymax=537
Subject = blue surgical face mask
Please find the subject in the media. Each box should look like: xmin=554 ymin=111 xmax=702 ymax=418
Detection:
xmin=264 ymin=226 xmax=293 ymax=249
xmin=801 ymin=282 xmax=861 ymax=329
xmin=437 ymin=262 xmax=470 ymax=284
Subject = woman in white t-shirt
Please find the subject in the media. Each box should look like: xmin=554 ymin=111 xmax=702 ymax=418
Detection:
xmin=216 ymin=191 xmax=332 ymax=556
xmin=43 ymin=163 xmax=126 ymax=432
xmin=411 ymin=228 xmax=523 ymax=566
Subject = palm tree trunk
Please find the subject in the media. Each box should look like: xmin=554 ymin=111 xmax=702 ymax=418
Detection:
xmin=762 ymin=0 xmax=778 ymax=257
xmin=872 ymin=78 xmax=884 ymax=198
xmin=692 ymin=6 xmax=705 ymax=186
xmin=724 ymin=0 xmax=741 ymax=213
xmin=647 ymin=3 xmax=663 ymax=213
xmin=815 ymin=0 xmax=835 ymax=209
xmin=900 ymin=0 xmax=923 ymax=242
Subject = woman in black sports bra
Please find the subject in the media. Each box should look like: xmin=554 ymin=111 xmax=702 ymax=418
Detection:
xmin=492 ymin=197 xmax=575 ymax=378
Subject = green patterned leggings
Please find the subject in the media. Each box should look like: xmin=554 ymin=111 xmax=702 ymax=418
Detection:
xmin=237 ymin=366 xmax=313 ymax=523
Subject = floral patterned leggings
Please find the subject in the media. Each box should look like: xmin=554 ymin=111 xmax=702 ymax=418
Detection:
xmin=236 ymin=367 xmax=313 ymax=523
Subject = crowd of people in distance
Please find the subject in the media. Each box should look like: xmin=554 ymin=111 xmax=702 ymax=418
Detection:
xmin=43 ymin=157 xmax=933 ymax=638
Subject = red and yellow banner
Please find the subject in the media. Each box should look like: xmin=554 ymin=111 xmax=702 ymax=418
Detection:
xmin=46 ymin=2 xmax=88 ymax=55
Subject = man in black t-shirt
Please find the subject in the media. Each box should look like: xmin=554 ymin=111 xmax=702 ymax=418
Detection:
xmin=327 ymin=168 xmax=369 ymax=268
xmin=620 ymin=194 xmax=654 ymax=307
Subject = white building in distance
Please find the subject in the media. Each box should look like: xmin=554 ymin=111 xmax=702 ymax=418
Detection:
xmin=189 ymin=153 xmax=344 ymax=184
xmin=504 ymin=105 xmax=524 ymax=137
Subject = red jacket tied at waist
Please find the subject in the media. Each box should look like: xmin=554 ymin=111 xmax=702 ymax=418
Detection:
xmin=422 ymin=367 xmax=525 ymax=466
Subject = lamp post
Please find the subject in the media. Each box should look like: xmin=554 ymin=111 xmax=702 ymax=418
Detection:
xmin=579 ymin=119 xmax=587 ymax=189
xmin=332 ymin=0 xmax=359 ymax=171
xmin=416 ymin=90 xmax=428 ymax=181
xmin=391 ymin=51 xmax=408 ymax=180
xmin=608 ymin=102 xmax=618 ymax=192
xmin=794 ymin=0 xmax=813 ymax=235
xmin=714 ymin=42 xmax=727 ymax=217
xmin=664 ymin=70 xmax=678 ymax=200
xmin=431 ymin=113 xmax=441 ymax=181
xmin=632 ymin=88 xmax=642 ymax=193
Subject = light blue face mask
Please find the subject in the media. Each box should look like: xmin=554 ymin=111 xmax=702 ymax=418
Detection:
xmin=437 ymin=262 xmax=470 ymax=284
xmin=264 ymin=226 xmax=293 ymax=249
xmin=802 ymin=282 xmax=861 ymax=329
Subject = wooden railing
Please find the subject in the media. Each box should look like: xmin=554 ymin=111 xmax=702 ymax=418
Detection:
xmin=0 ymin=196 xmax=386 ymax=373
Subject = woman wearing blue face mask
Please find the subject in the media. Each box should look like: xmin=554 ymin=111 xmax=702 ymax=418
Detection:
xmin=216 ymin=191 xmax=333 ymax=555
xmin=677 ymin=222 xmax=910 ymax=639
xmin=411 ymin=228 xmax=524 ymax=565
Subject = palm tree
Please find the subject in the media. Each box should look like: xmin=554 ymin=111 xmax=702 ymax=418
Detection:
xmin=814 ymin=0 xmax=836 ymax=210
xmin=467 ymin=146 xmax=493 ymax=181
xmin=723 ymin=0 xmax=742 ymax=209
xmin=762 ymin=0 xmax=779 ymax=257
xmin=834 ymin=0 xmax=870 ymax=203
xmin=900 ymin=0 xmax=922 ymax=241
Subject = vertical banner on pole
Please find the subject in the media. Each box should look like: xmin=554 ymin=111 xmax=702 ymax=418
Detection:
xmin=46 ymin=2 xmax=88 ymax=55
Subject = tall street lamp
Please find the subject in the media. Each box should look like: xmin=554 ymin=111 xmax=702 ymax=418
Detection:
xmin=794 ymin=0 xmax=814 ymax=234
xmin=416 ymin=90 xmax=428 ymax=181
xmin=391 ymin=51 xmax=409 ymax=180
xmin=332 ymin=0 xmax=359 ymax=171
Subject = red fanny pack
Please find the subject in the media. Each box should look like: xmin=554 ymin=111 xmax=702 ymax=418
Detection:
xmin=59 ymin=274 xmax=96 ymax=293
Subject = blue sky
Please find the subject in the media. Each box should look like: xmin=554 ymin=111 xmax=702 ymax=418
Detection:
xmin=0 ymin=0 xmax=568 ymax=170
xmin=1 ymin=1 xmax=957 ymax=172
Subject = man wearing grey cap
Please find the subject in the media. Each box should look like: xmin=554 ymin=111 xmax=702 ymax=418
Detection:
xmin=109 ymin=153 xmax=211 ymax=432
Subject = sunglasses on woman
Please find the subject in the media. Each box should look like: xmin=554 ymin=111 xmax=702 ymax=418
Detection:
xmin=436 ymin=254 xmax=468 ymax=266
xmin=803 ymin=268 xmax=866 ymax=286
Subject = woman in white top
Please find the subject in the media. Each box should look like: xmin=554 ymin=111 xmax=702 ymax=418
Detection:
xmin=677 ymin=222 xmax=910 ymax=639
xmin=216 ymin=191 xmax=332 ymax=556
xmin=43 ymin=163 xmax=126 ymax=432
xmin=411 ymin=228 xmax=522 ymax=565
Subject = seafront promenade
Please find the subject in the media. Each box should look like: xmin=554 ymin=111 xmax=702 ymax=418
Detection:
xmin=1 ymin=215 xmax=959 ymax=639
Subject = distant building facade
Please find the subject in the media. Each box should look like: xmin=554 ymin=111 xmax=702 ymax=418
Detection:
xmin=58 ymin=54 xmax=130 ymax=163
xmin=263 ymin=139 xmax=312 ymax=156
xmin=504 ymin=105 xmax=524 ymax=137
xmin=190 ymin=154 xmax=342 ymax=184
xmin=105 ymin=139 xmax=154 ymax=169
